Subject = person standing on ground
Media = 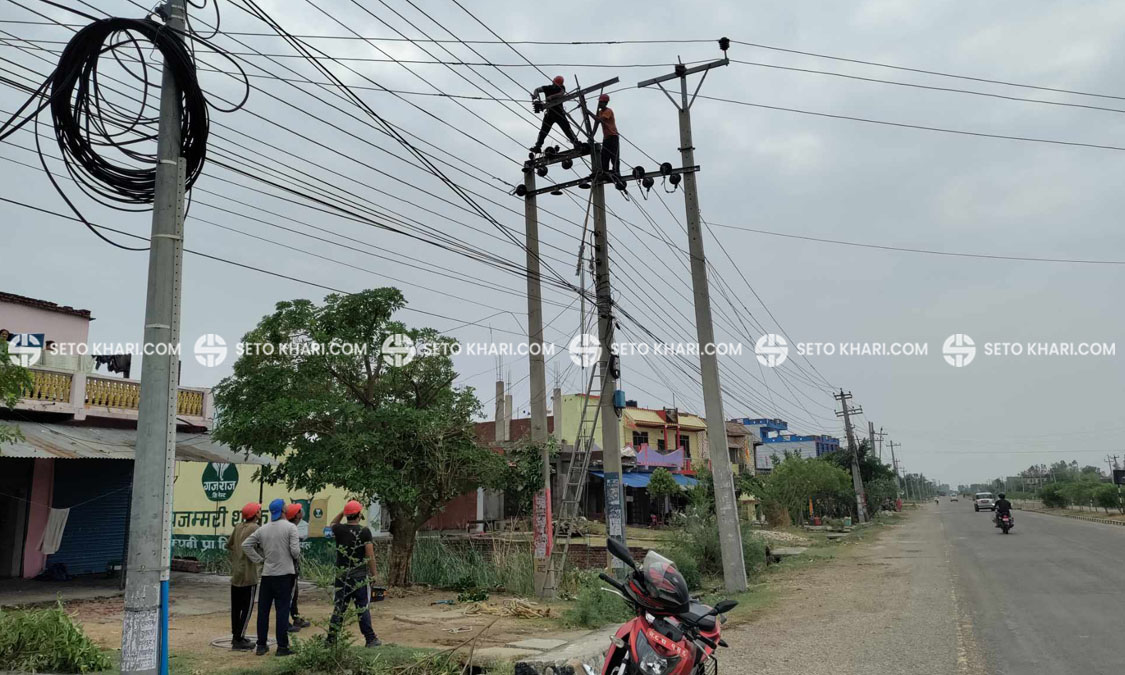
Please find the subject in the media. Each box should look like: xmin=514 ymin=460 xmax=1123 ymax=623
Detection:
xmin=327 ymin=500 xmax=381 ymax=648
xmin=591 ymin=94 xmax=620 ymax=175
xmin=530 ymin=75 xmax=580 ymax=154
xmin=285 ymin=502 xmax=311 ymax=632
xmin=242 ymin=498 xmax=299 ymax=656
xmin=227 ymin=502 xmax=261 ymax=651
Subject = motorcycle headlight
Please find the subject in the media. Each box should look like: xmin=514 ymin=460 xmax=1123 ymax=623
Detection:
xmin=635 ymin=630 xmax=680 ymax=675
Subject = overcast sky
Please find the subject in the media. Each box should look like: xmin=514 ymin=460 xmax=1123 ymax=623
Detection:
xmin=3 ymin=0 xmax=1125 ymax=488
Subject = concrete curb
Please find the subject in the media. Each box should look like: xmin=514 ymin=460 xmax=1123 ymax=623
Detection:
xmin=1016 ymin=506 xmax=1125 ymax=527
xmin=513 ymin=626 xmax=616 ymax=675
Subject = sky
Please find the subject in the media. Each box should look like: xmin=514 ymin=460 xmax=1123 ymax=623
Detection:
xmin=3 ymin=0 xmax=1125 ymax=488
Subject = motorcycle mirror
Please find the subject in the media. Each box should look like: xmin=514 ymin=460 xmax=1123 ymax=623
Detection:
xmin=606 ymin=537 xmax=637 ymax=569
xmin=712 ymin=599 xmax=738 ymax=614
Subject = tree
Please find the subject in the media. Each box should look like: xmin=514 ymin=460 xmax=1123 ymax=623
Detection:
xmin=212 ymin=289 xmax=505 ymax=585
xmin=1093 ymin=484 xmax=1122 ymax=514
xmin=502 ymin=438 xmax=557 ymax=517
xmin=1039 ymin=483 xmax=1068 ymax=508
xmin=647 ymin=467 xmax=681 ymax=520
xmin=685 ymin=462 xmax=714 ymax=512
xmin=0 ymin=341 xmax=31 ymax=445
xmin=750 ymin=455 xmax=852 ymax=525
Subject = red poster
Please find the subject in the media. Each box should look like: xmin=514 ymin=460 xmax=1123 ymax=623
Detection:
xmin=533 ymin=489 xmax=553 ymax=559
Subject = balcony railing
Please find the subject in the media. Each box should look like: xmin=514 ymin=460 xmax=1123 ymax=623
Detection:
xmin=16 ymin=368 xmax=212 ymax=428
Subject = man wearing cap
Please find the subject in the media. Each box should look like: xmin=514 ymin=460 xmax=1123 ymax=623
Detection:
xmin=530 ymin=75 xmax=581 ymax=154
xmin=327 ymin=500 xmax=380 ymax=648
xmin=284 ymin=503 xmax=311 ymax=632
xmin=226 ymin=502 xmax=261 ymax=651
xmin=242 ymin=498 xmax=300 ymax=656
xmin=590 ymin=94 xmax=620 ymax=175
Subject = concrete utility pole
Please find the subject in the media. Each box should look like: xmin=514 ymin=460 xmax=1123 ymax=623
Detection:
xmin=523 ymin=168 xmax=554 ymax=596
xmin=638 ymin=46 xmax=746 ymax=594
xmin=835 ymin=390 xmax=868 ymax=522
xmin=591 ymin=145 xmax=628 ymax=566
xmin=887 ymin=440 xmax=901 ymax=498
xmin=122 ymin=1 xmax=186 ymax=673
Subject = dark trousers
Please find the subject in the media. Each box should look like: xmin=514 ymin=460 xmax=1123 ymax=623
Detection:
xmin=257 ymin=575 xmax=293 ymax=649
xmin=288 ymin=566 xmax=300 ymax=619
xmin=230 ymin=584 xmax=256 ymax=641
xmin=601 ymin=134 xmax=620 ymax=174
xmin=328 ymin=576 xmax=376 ymax=642
xmin=534 ymin=110 xmax=578 ymax=149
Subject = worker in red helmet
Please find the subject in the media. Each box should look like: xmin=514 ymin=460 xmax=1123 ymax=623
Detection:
xmin=530 ymin=75 xmax=580 ymax=154
xmin=283 ymin=503 xmax=311 ymax=633
xmin=591 ymin=93 xmax=620 ymax=175
xmin=327 ymin=500 xmax=381 ymax=647
xmin=227 ymin=503 xmax=262 ymax=651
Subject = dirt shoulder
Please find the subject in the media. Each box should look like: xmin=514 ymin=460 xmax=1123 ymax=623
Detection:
xmin=723 ymin=508 xmax=986 ymax=675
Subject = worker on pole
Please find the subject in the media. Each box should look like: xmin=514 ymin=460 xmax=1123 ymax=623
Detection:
xmin=530 ymin=75 xmax=580 ymax=154
xmin=590 ymin=94 xmax=620 ymax=176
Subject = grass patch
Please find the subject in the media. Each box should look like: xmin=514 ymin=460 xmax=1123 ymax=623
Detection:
xmin=560 ymin=571 xmax=633 ymax=629
xmin=0 ymin=602 xmax=113 ymax=673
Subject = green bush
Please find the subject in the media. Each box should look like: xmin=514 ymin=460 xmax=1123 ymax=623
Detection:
xmin=665 ymin=548 xmax=702 ymax=590
xmin=1039 ymin=483 xmax=1068 ymax=508
xmin=1093 ymin=484 xmax=1122 ymax=513
xmin=0 ymin=603 xmax=112 ymax=673
xmin=668 ymin=506 xmax=768 ymax=581
xmin=408 ymin=537 xmax=536 ymax=596
xmin=562 ymin=571 xmax=633 ymax=628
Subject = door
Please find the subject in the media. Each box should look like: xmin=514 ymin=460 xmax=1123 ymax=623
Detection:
xmin=0 ymin=458 xmax=33 ymax=577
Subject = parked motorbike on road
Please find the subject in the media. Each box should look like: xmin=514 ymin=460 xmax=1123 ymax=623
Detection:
xmin=996 ymin=513 xmax=1014 ymax=534
xmin=591 ymin=538 xmax=736 ymax=675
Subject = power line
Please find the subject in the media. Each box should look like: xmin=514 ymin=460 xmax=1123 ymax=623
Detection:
xmin=707 ymin=221 xmax=1125 ymax=265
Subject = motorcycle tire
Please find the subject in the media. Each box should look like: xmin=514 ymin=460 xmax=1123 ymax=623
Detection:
xmin=1002 ymin=526 xmax=1010 ymax=534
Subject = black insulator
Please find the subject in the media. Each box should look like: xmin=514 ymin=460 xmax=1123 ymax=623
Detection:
xmin=515 ymin=184 xmax=527 ymax=196
xmin=642 ymin=176 xmax=655 ymax=190
xmin=579 ymin=181 xmax=592 ymax=190
xmin=669 ymin=174 xmax=682 ymax=187
xmin=632 ymin=166 xmax=645 ymax=180
xmin=551 ymin=189 xmax=563 ymax=196
xmin=719 ymin=37 xmax=730 ymax=52
xmin=561 ymin=158 xmax=574 ymax=170
xmin=536 ymin=165 xmax=549 ymax=177
xmin=615 ymin=180 xmax=627 ymax=191
xmin=660 ymin=162 xmax=673 ymax=176
xmin=544 ymin=146 xmax=557 ymax=156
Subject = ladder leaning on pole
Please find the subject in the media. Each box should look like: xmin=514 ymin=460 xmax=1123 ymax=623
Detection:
xmin=540 ymin=368 xmax=604 ymax=598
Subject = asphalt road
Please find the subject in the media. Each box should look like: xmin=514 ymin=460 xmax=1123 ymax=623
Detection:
xmin=942 ymin=501 xmax=1125 ymax=675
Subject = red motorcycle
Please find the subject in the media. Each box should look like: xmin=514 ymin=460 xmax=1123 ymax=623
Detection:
xmin=592 ymin=538 xmax=737 ymax=675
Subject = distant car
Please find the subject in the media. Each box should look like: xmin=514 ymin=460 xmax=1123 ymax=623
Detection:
xmin=950 ymin=495 xmax=958 ymax=502
xmin=974 ymin=492 xmax=995 ymax=512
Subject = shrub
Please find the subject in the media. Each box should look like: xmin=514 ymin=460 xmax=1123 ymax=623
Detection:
xmin=665 ymin=548 xmax=702 ymax=591
xmin=0 ymin=603 xmax=112 ymax=673
xmin=1093 ymin=484 xmax=1122 ymax=513
xmin=668 ymin=506 xmax=768 ymax=581
xmin=1039 ymin=483 xmax=1068 ymax=508
xmin=562 ymin=571 xmax=633 ymax=628
xmin=408 ymin=537 xmax=534 ymax=596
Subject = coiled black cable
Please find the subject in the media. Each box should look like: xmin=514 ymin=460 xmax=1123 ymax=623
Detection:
xmin=50 ymin=17 xmax=209 ymax=207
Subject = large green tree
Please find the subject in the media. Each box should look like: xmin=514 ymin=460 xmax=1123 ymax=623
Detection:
xmin=0 ymin=341 xmax=31 ymax=445
xmin=212 ymin=289 xmax=504 ymax=585
xmin=748 ymin=454 xmax=852 ymax=525
xmin=647 ymin=467 xmax=682 ymax=519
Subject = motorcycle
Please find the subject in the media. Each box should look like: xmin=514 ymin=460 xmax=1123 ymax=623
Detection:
xmin=591 ymin=538 xmax=736 ymax=675
xmin=996 ymin=513 xmax=1014 ymax=534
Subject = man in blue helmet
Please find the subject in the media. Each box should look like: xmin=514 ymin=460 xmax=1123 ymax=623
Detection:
xmin=242 ymin=498 xmax=299 ymax=656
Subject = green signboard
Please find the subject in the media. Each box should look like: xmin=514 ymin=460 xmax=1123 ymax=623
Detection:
xmin=201 ymin=462 xmax=239 ymax=502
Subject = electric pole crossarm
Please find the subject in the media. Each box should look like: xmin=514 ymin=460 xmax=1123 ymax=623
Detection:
xmin=636 ymin=58 xmax=729 ymax=89
xmin=541 ymin=76 xmax=620 ymax=109
xmin=524 ymin=165 xmax=700 ymax=198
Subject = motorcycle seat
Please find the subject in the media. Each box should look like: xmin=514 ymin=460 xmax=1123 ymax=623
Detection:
xmin=678 ymin=601 xmax=717 ymax=631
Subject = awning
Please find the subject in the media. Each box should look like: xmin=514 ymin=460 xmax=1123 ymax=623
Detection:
xmin=0 ymin=422 xmax=269 ymax=464
xmin=677 ymin=414 xmax=706 ymax=430
xmin=624 ymin=408 xmax=666 ymax=428
xmin=590 ymin=471 xmax=698 ymax=489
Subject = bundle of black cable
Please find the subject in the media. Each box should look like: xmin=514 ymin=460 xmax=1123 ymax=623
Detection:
xmin=50 ymin=17 xmax=208 ymax=207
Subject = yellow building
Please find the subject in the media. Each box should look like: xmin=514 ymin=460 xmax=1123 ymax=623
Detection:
xmin=556 ymin=394 xmax=708 ymax=466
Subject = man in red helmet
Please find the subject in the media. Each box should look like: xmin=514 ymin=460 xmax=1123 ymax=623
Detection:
xmin=591 ymin=93 xmax=620 ymax=175
xmin=283 ymin=503 xmax=311 ymax=633
xmin=227 ymin=502 xmax=262 ymax=651
xmin=530 ymin=75 xmax=580 ymax=154
xmin=327 ymin=500 xmax=380 ymax=648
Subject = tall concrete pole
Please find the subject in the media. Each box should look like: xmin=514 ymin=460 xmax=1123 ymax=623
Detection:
xmin=592 ymin=149 xmax=627 ymax=566
xmin=675 ymin=74 xmax=746 ymax=593
xmin=122 ymin=1 xmax=186 ymax=673
xmin=524 ymin=169 xmax=553 ymax=596
xmin=836 ymin=390 xmax=868 ymax=523
xmin=888 ymin=440 xmax=902 ymax=497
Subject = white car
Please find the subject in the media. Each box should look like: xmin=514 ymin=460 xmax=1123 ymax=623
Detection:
xmin=974 ymin=492 xmax=995 ymax=512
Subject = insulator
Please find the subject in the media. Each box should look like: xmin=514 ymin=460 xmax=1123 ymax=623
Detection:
xmin=537 ymin=165 xmax=549 ymax=177
xmin=669 ymin=174 xmax=681 ymax=186
xmin=660 ymin=162 xmax=673 ymax=176
xmin=642 ymin=176 xmax=655 ymax=190
xmin=579 ymin=181 xmax=592 ymax=190
xmin=632 ymin=166 xmax=645 ymax=180
xmin=561 ymin=158 xmax=573 ymax=170
xmin=514 ymin=184 xmax=527 ymax=196
xmin=719 ymin=37 xmax=730 ymax=52
xmin=615 ymin=180 xmax=627 ymax=191
xmin=551 ymin=189 xmax=563 ymax=196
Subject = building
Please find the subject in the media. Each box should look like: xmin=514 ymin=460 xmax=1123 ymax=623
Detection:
xmin=0 ymin=292 xmax=225 ymax=578
xmin=739 ymin=418 xmax=840 ymax=472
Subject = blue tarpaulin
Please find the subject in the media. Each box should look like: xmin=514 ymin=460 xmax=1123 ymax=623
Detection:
xmin=590 ymin=471 xmax=698 ymax=488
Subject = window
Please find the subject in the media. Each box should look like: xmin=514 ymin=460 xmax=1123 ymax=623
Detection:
xmin=632 ymin=430 xmax=649 ymax=448
xmin=657 ymin=438 xmax=666 ymax=451
xmin=679 ymin=435 xmax=691 ymax=457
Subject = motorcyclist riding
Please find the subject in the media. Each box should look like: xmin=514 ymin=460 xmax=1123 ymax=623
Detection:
xmin=994 ymin=492 xmax=1013 ymax=527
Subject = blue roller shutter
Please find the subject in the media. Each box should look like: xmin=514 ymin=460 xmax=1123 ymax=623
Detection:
xmin=48 ymin=459 xmax=133 ymax=576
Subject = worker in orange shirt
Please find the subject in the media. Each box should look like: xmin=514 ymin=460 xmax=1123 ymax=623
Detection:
xmin=591 ymin=94 xmax=620 ymax=176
